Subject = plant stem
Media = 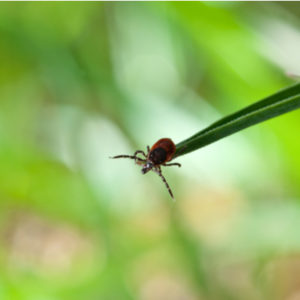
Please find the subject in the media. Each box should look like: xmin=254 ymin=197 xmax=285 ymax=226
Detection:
xmin=175 ymin=83 xmax=300 ymax=157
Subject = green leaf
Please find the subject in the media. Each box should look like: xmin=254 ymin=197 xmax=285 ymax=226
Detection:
xmin=175 ymin=83 xmax=300 ymax=157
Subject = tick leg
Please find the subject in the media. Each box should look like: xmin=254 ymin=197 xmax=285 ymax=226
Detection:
xmin=153 ymin=167 xmax=174 ymax=199
xmin=163 ymin=162 xmax=181 ymax=168
xmin=134 ymin=150 xmax=147 ymax=158
xmin=134 ymin=156 xmax=146 ymax=165
xmin=133 ymin=150 xmax=147 ymax=164
xmin=110 ymin=155 xmax=145 ymax=163
xmin=147 ymin=146 xmax=150 ymax=153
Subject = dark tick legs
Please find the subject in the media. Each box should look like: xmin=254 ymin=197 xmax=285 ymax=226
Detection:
xmin=111 ymin=155 xmax=145 ymax=164
xmin=134 ymin=150 xmax=147 ymax=158
xmin=163 ymin=162 xmax=181 ymax=168
xmin=111 ymin=146 xmax=180 ymax=199
xmin=111 ymin=148 xmax=148 ymax=163
xmin=154 ymin=167 xmax=174 ymax=199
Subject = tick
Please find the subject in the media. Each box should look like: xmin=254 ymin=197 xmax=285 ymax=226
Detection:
xmin=111 ymin=138 xmax=181 ymax=199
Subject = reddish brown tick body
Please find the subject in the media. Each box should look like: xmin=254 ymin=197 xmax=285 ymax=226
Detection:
xmin=111 ymin=138 xmax=181 ymax=199
xmin=147 ymin=138 xmax=176 ymax=165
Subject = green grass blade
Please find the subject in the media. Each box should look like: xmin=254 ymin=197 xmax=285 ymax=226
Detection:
xmin=175 ymin=83 xmax=300 ymax=157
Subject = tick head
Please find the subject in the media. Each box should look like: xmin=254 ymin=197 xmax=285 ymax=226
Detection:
xmin=141 ymin=162 xmax=153 ymax=174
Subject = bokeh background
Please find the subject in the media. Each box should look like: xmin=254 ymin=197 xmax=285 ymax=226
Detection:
xmin=1 ymin=2 xmax=300 ymax=300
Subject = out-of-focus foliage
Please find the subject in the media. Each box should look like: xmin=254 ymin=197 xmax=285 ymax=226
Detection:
xmin=0 ymin=2 xmax=300 ymax=300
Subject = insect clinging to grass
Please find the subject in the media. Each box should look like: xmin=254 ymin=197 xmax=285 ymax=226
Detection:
xmin=111 ymin=138 xmax=181 ymax=199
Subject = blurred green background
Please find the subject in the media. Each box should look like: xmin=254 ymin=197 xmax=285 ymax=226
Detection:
xmin=1 ymin=2 xmax=300 ymax=300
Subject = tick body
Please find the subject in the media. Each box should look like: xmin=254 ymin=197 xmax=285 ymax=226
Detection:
xmin=149 ymin=138 xmax=176 ymax=164
xmin=111 ymin=138 xmax=181 ymax=199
